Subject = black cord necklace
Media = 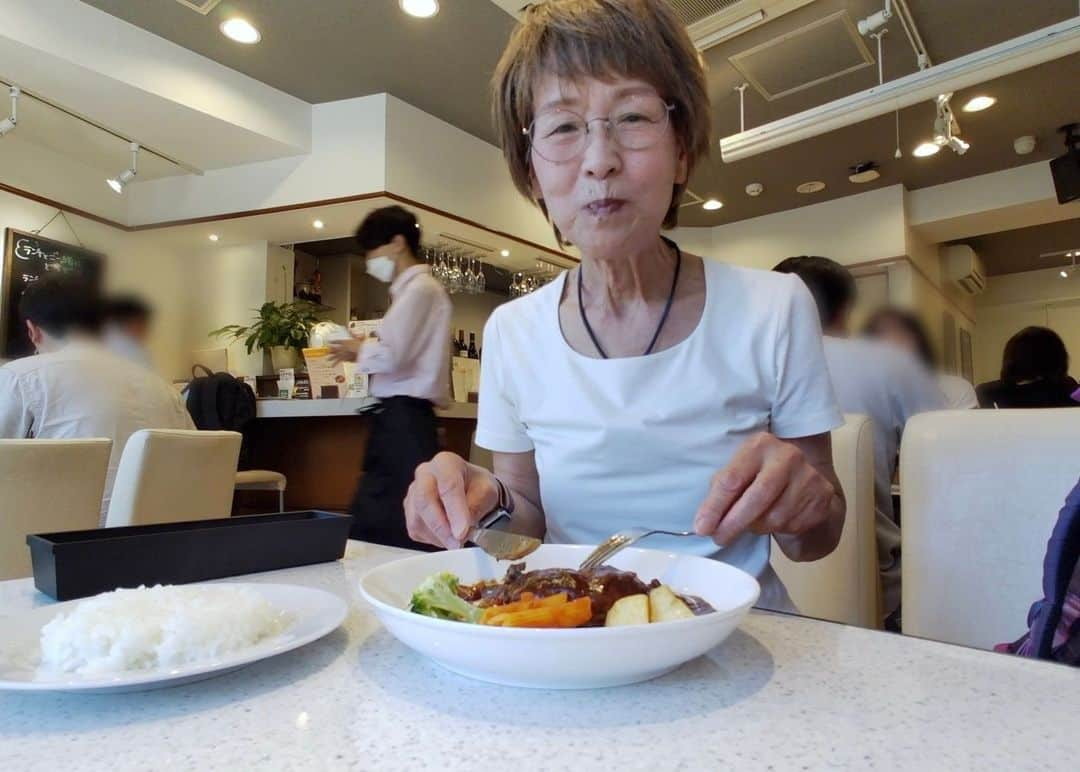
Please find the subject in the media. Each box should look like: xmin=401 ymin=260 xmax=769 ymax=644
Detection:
xmin=577 ymin=238 xmax=682 ymax=359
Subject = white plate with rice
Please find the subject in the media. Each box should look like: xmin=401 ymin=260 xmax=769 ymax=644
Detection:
xmin=0 ymin=583 xmax=347 ymax=693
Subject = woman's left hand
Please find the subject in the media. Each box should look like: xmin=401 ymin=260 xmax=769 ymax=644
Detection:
xmin=693 ymin=432 xmax=843 ymax=560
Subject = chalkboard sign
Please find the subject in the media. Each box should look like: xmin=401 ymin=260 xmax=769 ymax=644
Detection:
xmin=1 ymin=228 xmax=104 ymax=359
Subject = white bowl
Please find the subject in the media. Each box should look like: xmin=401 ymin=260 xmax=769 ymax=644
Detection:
xmin=357 ymin=544 xmax=760 ymax=689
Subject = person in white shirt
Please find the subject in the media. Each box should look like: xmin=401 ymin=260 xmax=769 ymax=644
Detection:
xmin=0 ymin=276 xmax=195 ymax=523
xmin=400 ymin=0 xmax=845 ymax=609
xmin=774 ymin=257 xmax=945 ymax=624
xmin=863 ymin=306 xmax=978 ymax=410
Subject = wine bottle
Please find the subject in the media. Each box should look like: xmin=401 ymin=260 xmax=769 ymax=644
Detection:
xmin=468 ymin=332 xmax=479 ymax=359
xmin=457 ymin=329 xmax=467 ymax=357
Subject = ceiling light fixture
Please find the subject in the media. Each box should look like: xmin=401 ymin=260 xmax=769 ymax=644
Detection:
xmin=932 ymin=93 xmax=970 ymax=155
xmin=0 ymin=85 xmax=20 ymax=137
xmin=702 ymin=199 xmax=724 ymax=210
xmin=209 ymin=234 xmax=219 ymax=242
xmin=719 ymin=16 xmax=1080 ymax=162
xmin=796 ymin=181 xmax=826 ymax=194
xmin=312 ymin=220 xmax=324 ymax=229
xmin=963 ymin=95 xmax=996 ymax=112
xmin=107 ymin=142 xmax=139 ymax=194
xmin=914 ymin=141 xmax=941 ymax=157
xmin=400 ymin=0 xmax=439 ymax=19
xmin=745 ymin=183 xmax=764 ymax=197
xmin=1061 ymin=270 xmax=1070 ymax=278
xmin=849 ymin=162 xmax=881 ymax=184
xmin=220 ymin=18 xmax=261 ymax=44
xmin=500 ymin=249 xmax=510 ymax=257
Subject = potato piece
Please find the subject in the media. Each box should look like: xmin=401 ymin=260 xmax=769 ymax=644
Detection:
xmin=648 ymin=585 xmax=695 ymax=623
xmin=605 ymin=594 xmax=649 ymax=626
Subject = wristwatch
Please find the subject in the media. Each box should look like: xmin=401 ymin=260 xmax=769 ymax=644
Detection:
xmin=476 ymin=476 xmax=516 ymax=530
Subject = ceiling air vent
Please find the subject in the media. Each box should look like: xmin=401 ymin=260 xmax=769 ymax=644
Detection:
xmin=729 ymin=10 xmax=874 ymax=101
xmin=172 ymin=0 xmax=222 ymax=14
xmin=665 ymin=0 xmax=746 ymax=26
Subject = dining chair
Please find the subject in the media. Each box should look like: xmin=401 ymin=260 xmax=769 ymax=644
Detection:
xmin=234 ymin=469 xmax=287 ymax=512
xmin=901 ymin=409 xmax=1080 ymax=649
xmin=0 ymin=438 xmax=112 ymax=580
xmin=771 ymin=414 xmax=880 ymax=628
xmin=105 ymin=429 xmax=242 ymax=527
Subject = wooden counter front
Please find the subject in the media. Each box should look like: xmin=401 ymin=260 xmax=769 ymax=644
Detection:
xmin=235 ymin=405 xmax=477 ymax=514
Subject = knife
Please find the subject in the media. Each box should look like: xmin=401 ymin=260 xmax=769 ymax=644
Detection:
xmin=465 ymin=507 xmax=541 ymax=561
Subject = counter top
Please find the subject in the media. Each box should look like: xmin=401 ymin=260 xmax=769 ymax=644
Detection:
xmin=256 ymin=398 xmax=477 ymax=420
xmin=2 ymin=542 xmax=1076 ymax=771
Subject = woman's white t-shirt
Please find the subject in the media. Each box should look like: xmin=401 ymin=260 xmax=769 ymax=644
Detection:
xmin=475 ymin=257 xmax=842 ymax=609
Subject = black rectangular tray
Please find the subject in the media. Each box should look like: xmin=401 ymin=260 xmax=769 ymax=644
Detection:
xmin=27 ymin=510 xmax=354 ymax=601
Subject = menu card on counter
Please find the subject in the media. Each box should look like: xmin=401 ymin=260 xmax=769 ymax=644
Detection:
xmin=302 ymin=347 xmax=369 ymax=399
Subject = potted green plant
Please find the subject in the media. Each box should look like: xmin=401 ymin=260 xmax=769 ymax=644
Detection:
xmin=210 ymin=301 xmax=322 ymax=373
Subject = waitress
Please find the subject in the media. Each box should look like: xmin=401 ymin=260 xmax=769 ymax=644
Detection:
xmin=330 ymin=206 xmax=451 ymax=549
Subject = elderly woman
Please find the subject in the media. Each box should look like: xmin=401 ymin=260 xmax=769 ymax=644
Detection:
xmin=404 ymin=0 xmax=844 ymax=607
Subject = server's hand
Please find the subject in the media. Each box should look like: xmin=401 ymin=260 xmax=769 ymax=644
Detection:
xmin=405 ymin=452 xmax=500 ymax=550
xmin=328 ymin=335 xmax=364 ymax=364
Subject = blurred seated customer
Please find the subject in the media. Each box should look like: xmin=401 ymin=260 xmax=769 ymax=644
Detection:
xmin=404 ymin=0 xmax=847 ymax=611
xmin=976 ymin=326 xmax=1079 ymax=409
xmin=863 ymin=307 xmax=977 ymax=409
xmin=774 ymin=257 xmax=944 ymax=625
xmin=103 ymin=293 xmax=153 ymax=368
xmin=0 ymin=276 xmax=195 ymax=522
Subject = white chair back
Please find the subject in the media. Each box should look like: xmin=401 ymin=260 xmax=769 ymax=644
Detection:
xmin=901 ymin=409 xmax=1080 ymax=649
xmin=0 ymin=439 xmax=112 ymax=580
xmin=772 ymin=414 xmax=879 ymax=627
xmin=105 ymin=430 xmax=242 ymax=528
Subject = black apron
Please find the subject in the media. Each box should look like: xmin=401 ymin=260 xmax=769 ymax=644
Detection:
xmin=349 ymin=396 xmax=440 ymax=550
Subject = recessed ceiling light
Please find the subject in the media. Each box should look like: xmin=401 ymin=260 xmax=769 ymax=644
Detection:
xmin=1061 ymin=270 xmax=1069 ymax=278
xmin=400 ymin=0 xmax=439 ymax=18
xmin=913 ymin=142 xmax=941 ymax=158
xmin=796 ymin=181 xmax=826 ymax=194
xmin=745 ymin=183 xmax=764 ymax=197
xmin=312 ymin=219 xmax=324 ymax=229
xmin=500 ymin=249 xmax=510 ymax=257
xmin=220 ymin=18 xmax=260 ymax=44
xmin=702 ymin=199 xmax=723 ymax=210
xmin=963 ymin=95 xmax=996 ymax=113
xmin=209 ymin=234 xmax=219 ymax=242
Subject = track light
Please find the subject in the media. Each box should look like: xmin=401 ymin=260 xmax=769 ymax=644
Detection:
xmin=931 ymin=93 xmax=969 ymax=155
xmin=0 ymin=86 xmax=19 ymax=137
xmin=107 ymin=142 xmax=139 ymax=194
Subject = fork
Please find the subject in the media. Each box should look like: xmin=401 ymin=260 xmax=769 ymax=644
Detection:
xmin=578 ymin=528 xmax=697 ymax=572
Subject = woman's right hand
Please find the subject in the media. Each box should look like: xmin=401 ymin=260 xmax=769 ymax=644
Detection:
xmin=404 ymin=452 xmax=501 ymax=549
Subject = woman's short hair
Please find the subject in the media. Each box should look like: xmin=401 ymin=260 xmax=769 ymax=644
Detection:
xmin=862 ymin=307 xmax=936 ymax=368
xmin=355 ymin=205 xmax=422 ymax=256
xmin=1001 ymin=326 xmax=1069 ymax=383
xmin=492 ymin=0 xmax=711 ymax=242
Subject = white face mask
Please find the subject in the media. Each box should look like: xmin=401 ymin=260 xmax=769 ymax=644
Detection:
xmin=366 ymin=255 xmax=396 ymax=283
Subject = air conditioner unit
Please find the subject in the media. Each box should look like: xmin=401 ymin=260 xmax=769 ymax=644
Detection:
xmin=942 ymin=245 xmax=987 ymax=295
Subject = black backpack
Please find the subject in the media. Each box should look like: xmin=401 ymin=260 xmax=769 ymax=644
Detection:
xmin=184 ymin=365 xmax=257 ymax=468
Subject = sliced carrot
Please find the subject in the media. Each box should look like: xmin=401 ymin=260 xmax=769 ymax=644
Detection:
xmin=555 ymin=596 xmax=593 ymax=627
xmin=483 ymin=596 xmax=593 ymax=628
xmin=480 ymin=592 xmax=570 ymax=624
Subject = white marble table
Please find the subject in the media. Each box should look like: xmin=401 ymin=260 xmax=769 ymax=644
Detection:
xmin=2 ymin=541 xmax=1076 ymax=772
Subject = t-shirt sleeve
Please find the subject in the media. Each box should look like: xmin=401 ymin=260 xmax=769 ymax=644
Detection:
xmin=474 ymin=310 xmax=534 ymax=453
xmin=770 ymin=276 xmax=844 ymax=438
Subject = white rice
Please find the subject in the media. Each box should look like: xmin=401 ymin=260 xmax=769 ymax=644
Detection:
xmin=39 ymin=585 xmax=290 ymax=675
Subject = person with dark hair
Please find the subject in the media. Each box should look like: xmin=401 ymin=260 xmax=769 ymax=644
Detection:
xmin=0 ymin=275 xmax=194 ymax=521
xmin=103 ymin=293 xmax=154 ymax=367
xmin=976 ymin=326 xmax=1079 ymax=408
xmin=863 ymin=306 xmax=978 ymax=409
xmin=328 ymin=205 xmax=451 ymax=549
xmin=774 ymin=256 xmax=944 ymax=625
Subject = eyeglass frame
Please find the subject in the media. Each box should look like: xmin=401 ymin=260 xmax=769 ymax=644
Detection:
xmin=522 ymin=98 xmax=677 ymax=163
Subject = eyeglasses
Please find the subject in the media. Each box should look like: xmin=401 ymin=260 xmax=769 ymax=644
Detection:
xmin=525 ymin=96 xmax=676 ymax=163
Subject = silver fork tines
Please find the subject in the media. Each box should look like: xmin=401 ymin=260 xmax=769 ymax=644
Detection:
xmin=578 ymin=527 xmax=696 ymax=571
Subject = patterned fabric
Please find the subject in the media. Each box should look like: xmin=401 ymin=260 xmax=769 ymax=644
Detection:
xmin=996 ymin=477 xmax=1080 ymax=665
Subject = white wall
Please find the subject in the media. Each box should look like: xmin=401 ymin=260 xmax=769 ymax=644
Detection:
xmin=184 ymin=241 xmax=273 ymax=378
xmin=128 ymin=96 xmax=388 ymax=225
xmin=450 ymin=292 xmax=505 ymax=351
xmin=974 ymin=267 xmax=1080 ymax=385
xmin=706 ymin=185 xmax=907 ymax=270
